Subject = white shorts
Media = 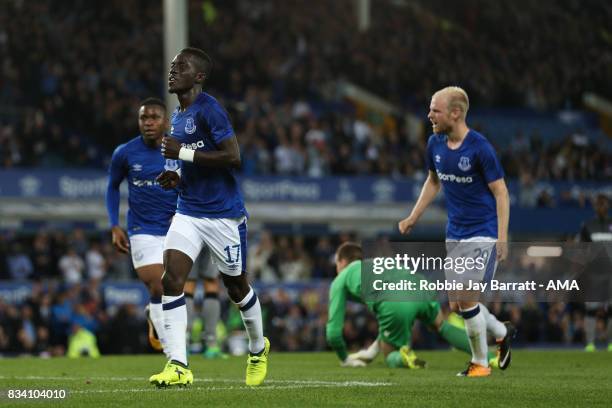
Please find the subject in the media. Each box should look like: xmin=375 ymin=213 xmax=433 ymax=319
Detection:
xmin=164 ymin=213 xmax=247 ymax=277
xmin=129 ymin=234 xmax=165 ymax=269
xmin=445 ymin=236 xmax=498 ymax=284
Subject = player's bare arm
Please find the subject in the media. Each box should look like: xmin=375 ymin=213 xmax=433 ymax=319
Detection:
xmin=398 ymin=170 xmax=441 ymax=234
xmin=161 ymin=135 xmax=241 ymax=168
xmin=488 ymin=178 xmax=509 ymax=262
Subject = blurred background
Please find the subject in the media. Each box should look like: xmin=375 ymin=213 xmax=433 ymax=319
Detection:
xmin=0 ymin=0 xmax=611 ymax=357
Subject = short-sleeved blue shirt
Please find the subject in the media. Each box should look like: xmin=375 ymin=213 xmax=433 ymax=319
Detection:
xmin=170 ymin=92 xmax=247 ymax=218
xmin=106 ymin=136 xmax=179 ymax=236
xmin=426 ymin=130 xmax=504 ymax=239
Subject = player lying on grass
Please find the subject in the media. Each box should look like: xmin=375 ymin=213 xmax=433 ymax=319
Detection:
xmin=326 ymin=242 xmax=498 ymax=368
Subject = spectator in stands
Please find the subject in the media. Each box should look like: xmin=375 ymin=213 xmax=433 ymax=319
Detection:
xmin=16 ymin=305 xmax=38 ymax=353
xmin=311 ymin=237 xmax=335 ymax=278
xmin=0 ymin=300 xmax=18 ymax=352
xmin=58 ymin=248 xmax=85 ymax=285
xmin=69 ymin=228 xmax=89 ymax=258
xmin=248 ymin=231 xmax=280 ymax=282
xmin=0 ymin=325 xmax=10 ymax=353
xmin=32 ymin=230 xmax=54 ymax=279
xmin=518 ymin=171 xmax=539 ymax=208
xmin=2 ymin=0 xmax=610 ymax=178
xmin=85 ymin=241 xmax=106 ymax=282
xmin=49 ymin=287 xmax=73 ymax=355
xmin=7 ymin=243 xmax=33 ymax=281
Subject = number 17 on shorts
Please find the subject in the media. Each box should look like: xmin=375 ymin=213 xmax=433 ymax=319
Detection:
xmin=165 ymin=214 xmax=248 ymax=277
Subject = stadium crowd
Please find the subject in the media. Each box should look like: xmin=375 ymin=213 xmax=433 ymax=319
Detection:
xmin=0 ymin=0 xmax=610 ymax=356
xmin=1 ymin=0 xmax=610 ymax=181
xmin=0 ymin=228 xmax=607 ymax=356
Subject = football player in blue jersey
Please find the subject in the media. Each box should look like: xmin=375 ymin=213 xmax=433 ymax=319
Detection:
xmin=106 ymin=98 xmax=177 ymax=359
xmin=151 ymin=47 xmax=268 ymax=388
xmin=398 ymin=86 xmax=515 ymax=377
xmin=107 ymin=98 xmax=226 ymax=370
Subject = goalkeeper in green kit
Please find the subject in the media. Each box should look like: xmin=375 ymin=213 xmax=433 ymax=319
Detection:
xmin=326 ymin=242 xmax=498 ymax=368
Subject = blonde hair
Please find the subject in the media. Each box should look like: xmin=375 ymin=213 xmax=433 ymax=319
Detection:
xmin=436 ymin=86 xmax=469 ymax=119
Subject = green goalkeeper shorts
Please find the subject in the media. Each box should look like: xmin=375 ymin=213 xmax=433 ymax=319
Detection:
xmin=375 ymin=301 xmax=440 ymax=349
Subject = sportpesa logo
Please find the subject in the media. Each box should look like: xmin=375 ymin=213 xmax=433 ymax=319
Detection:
xmin=181 ymin=140 xmax=205 ymax=150
xmin=132 ymin=178 xmax=160 ymax=187
xmin=436 ymin=170 xmax=473 ymax=183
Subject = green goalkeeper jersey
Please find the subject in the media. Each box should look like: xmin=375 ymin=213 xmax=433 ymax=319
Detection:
xmin=326 ymin=260 xmax=439 ymax=361
xmin=326 ymin=260 xmax=365 ymax=361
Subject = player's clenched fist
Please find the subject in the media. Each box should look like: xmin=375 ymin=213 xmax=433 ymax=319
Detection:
xmin=161 ymin=136 xmax=181 ymax=159
xmin=398 ymin=216 xmax=417 ymax=235
xmin=156 ymin=170 xmax=180 ymax=190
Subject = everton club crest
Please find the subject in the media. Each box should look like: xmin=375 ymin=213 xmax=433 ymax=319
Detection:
xmin=185 ymin=117 xmax=197 ymax=134
xmin=458 ymin=156 xmax=471 ymax=171
xmin=164 ymin=159 xmax=179 ymax=171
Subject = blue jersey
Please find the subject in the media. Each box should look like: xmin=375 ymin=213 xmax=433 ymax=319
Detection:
xmin=170 ymin=92 xmax=247 ymax=218
xmin=426 ymin=130 xmax=504 ymax=240
xmin=106 ymin=136 xmax=179 ymax=236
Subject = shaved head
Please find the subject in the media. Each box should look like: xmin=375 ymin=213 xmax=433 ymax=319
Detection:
xmin=179 ymin=47 xmax=213 ymax=78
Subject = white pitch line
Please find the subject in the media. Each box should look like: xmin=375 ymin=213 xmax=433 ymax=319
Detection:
xmin=0 ymin=376 xmax=391 ymax=388
xmin=70 ymin=383 xmax=389 ymax=395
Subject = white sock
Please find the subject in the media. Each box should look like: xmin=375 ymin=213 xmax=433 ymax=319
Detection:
xmin=235 ymin=287 xmax=265 ymax=354
xmin=163 ymin=294 xmax=188 ymax=366
xmin=462 ymin=305 xmax=489 ymax=367
xmin=479 ymin=303 xmax=507 ymax=340
xmin=149 ymin=299 xmax=169 ymax=358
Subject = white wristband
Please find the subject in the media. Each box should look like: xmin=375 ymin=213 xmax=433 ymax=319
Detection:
xmin=178 ymin=147 xmax=195 ymax=162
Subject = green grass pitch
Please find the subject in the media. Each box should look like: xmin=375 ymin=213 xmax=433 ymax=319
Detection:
xmin=1 ymin=351 xmax=611 ymax=407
